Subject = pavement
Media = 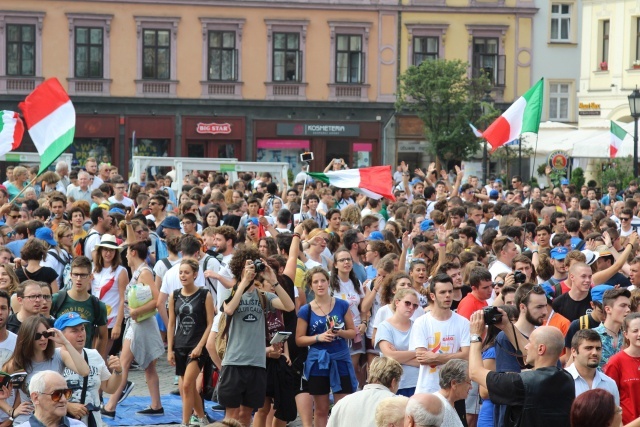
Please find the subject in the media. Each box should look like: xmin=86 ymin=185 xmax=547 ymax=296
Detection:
xmin=125 ymin=351 xmax=303 ymax=427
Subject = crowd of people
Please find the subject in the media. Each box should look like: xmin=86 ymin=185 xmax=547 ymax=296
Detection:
xmin=0 ymin=155 xmax=637 ymax=427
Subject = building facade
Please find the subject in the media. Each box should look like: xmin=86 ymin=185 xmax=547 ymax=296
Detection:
xmin=394 ymin=0 xmax=538 ymax=169
xmin=0 ymin=0 xmax=398 ymax=175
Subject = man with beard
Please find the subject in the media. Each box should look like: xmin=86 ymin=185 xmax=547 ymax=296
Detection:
xmin=494 ymin=283 xmax=548 ymax=426
xmin=565 ymin=329 xmax=620 ymax=403
xmin=344 ymin=229 xmax=367 ymax=283
xmin=409 ymin=273 xmax=470 ymax=394
xmin=206 ymin=225 xmax=237 ymax=307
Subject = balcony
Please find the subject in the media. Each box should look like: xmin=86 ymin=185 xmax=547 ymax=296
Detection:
xmin=135 ymin=80 xmax=178 ymax=97
xmin=0 ymin=76 xmax=44 ymax=94
xmin=67 ymin=78 xmax=112 ymax=96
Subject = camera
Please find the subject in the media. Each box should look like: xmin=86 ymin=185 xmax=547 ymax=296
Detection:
xmin=253 ymin=259 xmax=266 ymax=272
xmin=300 ymin=152 xmax=314 ymax=163
xmin=513 ymin=270 xmax=526 ymax=284
xmin=483 ymin=306 xmax=503 ymax=325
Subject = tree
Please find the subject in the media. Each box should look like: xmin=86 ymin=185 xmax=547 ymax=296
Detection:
xmin=597 ymin=156 xmax=634 ymax=191
xmin=491 ymin=143 xmax=535 ymax=180
xmin=396 ymin=59 xmax=495 ymax=164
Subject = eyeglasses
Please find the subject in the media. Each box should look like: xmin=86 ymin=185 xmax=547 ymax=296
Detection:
xmin=403 ymin=300 xmax=419 ymax=310
xmin=494 ymin=281 xmax=505 ymax=287
xmin=22 ymin=294 xmax=44 ymax=301
xmin=39 ymin=388 xmax=73 ymax=402
xmin=8 ymin=215 xmax=19 ymax=219
xmin=41 ymin=295 xmax=52 ymax=301
xmin=34 ymin=331 xmax=54 ymax=340
xmin=337 ymin=258 xmax=352 ymax=263
xmin=63 ymin=233 xmax=73 ymax=238
xmin=71 ymin=273 xmax=90 ymax=279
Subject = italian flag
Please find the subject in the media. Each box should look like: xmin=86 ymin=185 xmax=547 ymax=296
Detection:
xmin=19 ymin=78 xmax=75 ymax=174
xmin=308 ymin=166 xmax=396 ymax=201
xmin=610 ymin=121 xmax=628 ymax=158
xmin=0 ymin=111 xmax=24 ymax=157
xmin=483 ymin=78 xmax=544 ymax=149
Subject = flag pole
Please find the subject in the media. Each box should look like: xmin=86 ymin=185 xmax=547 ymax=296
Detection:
xmin=11 ymin=174 xmax=40 ymax=202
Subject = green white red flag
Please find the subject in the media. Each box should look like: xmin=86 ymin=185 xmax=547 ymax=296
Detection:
xmin=308 ymin=166 xmax=395 ymax=201
xmin=483 ymin=78 xmax=544 ymax=149
xmin=610 ymin=121 xmax=628 ymax=158
xmin=0 ymin=111 xmax=24 ymax=157
xmin=19 ymin=78 xmax=75 ymax=174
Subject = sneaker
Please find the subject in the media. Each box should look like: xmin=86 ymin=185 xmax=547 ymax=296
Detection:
xmin=136 ymin=406 xmax=164 ymax=416
xmin=118 ymin=381 xmax=135 ymax=404
xmin=100 ymin=407 xmax=116 ymax=419
xmin=129 ymin=360 xmax=141 ymax=371
xmin=190 ymin=415 xmax=207 ymax=426
xmin=210 ymin=402 xmax=225 ymax=411
xmin=173 ymin=375 xmax=179 ymax=385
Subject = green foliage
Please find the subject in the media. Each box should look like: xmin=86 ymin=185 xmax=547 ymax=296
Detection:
xmin=587 ymin=180 xmax=597 ymax=188
xmin=396 ymin=59 xmax=496 ymax=164
xmin=287 ymin=168 xmax=294 ymax=186
xmin=570 ymin=167 xmax=585 ymax=188
xmin=596 ymin=156 xmax=634 ymax=190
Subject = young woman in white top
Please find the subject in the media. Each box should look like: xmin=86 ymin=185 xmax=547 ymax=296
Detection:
xmin=330 ymin=248 xmax=368 ymax=387
xmin=372 ymin=272 xmax=424 ymax=344
xmin=91 ymin=234 xmax=128 ymax=353
xmin=304 ymin=229 xmax=331 ymax=271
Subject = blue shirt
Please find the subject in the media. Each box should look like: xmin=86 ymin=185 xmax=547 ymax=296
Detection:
xmin=7 ymin=238 xmax=27 ymax=258
xmin=352 ymin=262 xmax=367 ymax=284
xmin=595 ymin=323 xmax=624 ymax=369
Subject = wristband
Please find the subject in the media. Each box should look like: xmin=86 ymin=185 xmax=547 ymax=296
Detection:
xmin=292 ymin=233 xmax=301 ymax=239
xmin=114 ymin=370 xmax=122 ymax=375
xmin=438 ymin=243 xmax=446 ymax=247
xmin=315 ymin=334 xmax=320 ymax=343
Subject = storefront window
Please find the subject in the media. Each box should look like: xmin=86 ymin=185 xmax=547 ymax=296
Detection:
xmin=325 ymin=140 xmax=350 ymax=168
xmin=70 ymin=138 xmax=113 ymax=168
xmin=257 ymin=139 xmax=309 ymax=171
xmin=133 ymin=138 xmax=171 ymax=177
xmin=353 ymin=142 xmax=372 ymax=168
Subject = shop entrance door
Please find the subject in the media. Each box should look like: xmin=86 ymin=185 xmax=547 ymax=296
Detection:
xmin=186 ymin=141 xmax=238 ymax=159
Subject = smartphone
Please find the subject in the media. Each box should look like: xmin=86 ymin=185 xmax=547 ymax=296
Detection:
xmin=270 ymin=331 xmax=292 ymax=345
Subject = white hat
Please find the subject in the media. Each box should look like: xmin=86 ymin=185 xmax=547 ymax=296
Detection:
xmin=94 ymin=234 xmax=124 ymax=252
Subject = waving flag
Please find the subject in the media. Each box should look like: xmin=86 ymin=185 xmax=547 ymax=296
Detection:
xmin=468 ymin=122 xmax=483 ymax=138
xmin=19 ymin=78 xmax=75 ymax=174
xmin=483 ymin=78 xmax=544 ymax=149
xmin=308 ymin=166 xmax=395 ymax=201
xmin=0 ymin=111 xmax=24 ymax=156
xmin=610 ymin=121 xmax=628 ymax=158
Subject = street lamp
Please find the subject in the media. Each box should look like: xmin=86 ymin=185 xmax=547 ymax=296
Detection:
xmin=481 ymin=91 xmax=494 ymax=186
xmin=629 ymin=87 xmax=640 ymax=177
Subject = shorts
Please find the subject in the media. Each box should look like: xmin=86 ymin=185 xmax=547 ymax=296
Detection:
xmin=365 ymin=337 xmax=377 ymax=354
xmin=465 ymin=381 xmax=481 ymax=414
xmin=174 ymin=347 xmax=210 ymax=377
xmin=349 ymin=334 xmax=365 ymax=355
xmin=217 ymin=365 xmax=267 ymax=409
xmin=307 ymin=375 xmax=354 ymax=396
xmin=397 ymin=387 xmax=415 ymax=397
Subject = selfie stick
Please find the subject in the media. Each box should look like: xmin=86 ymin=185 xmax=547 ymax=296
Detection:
xmin=298 ymin=156 xmax=313 ymax=224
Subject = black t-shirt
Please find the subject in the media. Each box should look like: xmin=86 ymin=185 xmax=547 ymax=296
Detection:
xmin=16 ymin=266 xmax=58 ymax=285
xmin=173 ymin=287 xmax=210 ymax=349
xmin=564 ymin=314 xmax=598 ymax=348
xmin=6 ymin=314 xmax=53 ymax=334
xmin=281 ymin=275 xmax=307 ymax=364
xmin=452 ymin=285 xmax=472 ymax=312
xmin=602 ymin=272 xmax=632 ymax=288
xmin=552 ymin=292 xmax=591 ymax=322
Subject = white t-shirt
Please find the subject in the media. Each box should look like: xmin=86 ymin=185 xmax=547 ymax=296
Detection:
xmin=92 ymin=265 xmax=127 ymax=328
xmin=216 ymin=254 xmax=235 ymax=308
xmin=160 ymin=261 xmax=205 ymax=295
xmin=375 ymin=320 xmax=420 ymax=390
xmin=108 ymin=196 xmax=134 ymax=208
xmin=153 ymin=257 xmax=181 ymax=281
xmin=489 ymin=259 xmax=512 ymax=281
xmin=83 ymin=230 xmax=102 ymax=260
xmin=336 ymin=278 xmax=364 ymax=327
xmin=434 ymin=391 xmax=464 ymax=427
xmin=63 ymin=348 xmax=111 ymax=427
xmin=409 ymin=311 xmax=470 ymax=393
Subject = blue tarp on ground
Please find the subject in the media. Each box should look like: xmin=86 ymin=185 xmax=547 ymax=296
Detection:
xmin=102 ymin=394 xmax=225 ymax=426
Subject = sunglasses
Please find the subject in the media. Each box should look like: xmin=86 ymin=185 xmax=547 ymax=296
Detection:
xmin=40 ymin=388 xmax=73 ymax=402
xmin=494 ymin=281 xmax=505 ymax=287
xmin=403 ymin=300 xmax=419 ymax=310
xmin=621 ymin=217 xmax=631 ymax=221
xmin=34 ymin=331 xmax=54 ymax=340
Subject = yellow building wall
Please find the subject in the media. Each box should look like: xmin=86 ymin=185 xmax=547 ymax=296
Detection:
xmin=400 ymin=10 xmax=533 ymax=102
xmin=13 ymin=1 xmax=386 ymax=101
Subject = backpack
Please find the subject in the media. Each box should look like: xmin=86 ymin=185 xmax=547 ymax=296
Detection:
xmin=47 ymin=249 xmax=72 ymax=291
xmin=51 ymin=290 xmax=103 ymax=331
xmin=72 ymin=230 xmax=99 ymax=257
xmin=203 ymin=255 xmax=219 ymax=303
xmin=216 ymin=289 xmax=268 ymax=361
xmin=579 ymin=315 xmax=591 ymax=330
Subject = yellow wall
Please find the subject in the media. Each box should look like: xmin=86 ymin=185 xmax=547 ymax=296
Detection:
xmin=14 ymin=1 xmax=388 ymax=101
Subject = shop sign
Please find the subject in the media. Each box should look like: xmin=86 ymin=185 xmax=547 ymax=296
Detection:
xmin=548 ymin=150 xmax=569 ymax=171
xmin=578 ymin=102 xmax=601 ymax=116
xmin=277 ymin=123 xmax=360 ymax=137
xmin=220 ymin=164 xmax=236 ymax=172
xmin=398 ymin=141 xmax=428 ymax=153
xmin=196 ymin=122 xmax=232 ymax=135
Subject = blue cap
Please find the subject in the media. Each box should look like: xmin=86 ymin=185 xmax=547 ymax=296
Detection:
xmin=109 ymin=207 xmax=125 ymax=216
xmin=420 ymin=219 xmax=435 ymax=232
xmin=245 ymin=217 xmax=259 ymax=228
xmin=54 ymin=312 xmax=90 ymax=330
xmin=495 ymin=178 xmax=503 ymax=184
xmin=550 ymin=247 xmax=568 ymax=260
xmin=561 ymin=178 xmax=570 ymax=185
xmin=489 ymin=190 xmax=499 ymax=199
xmin=591 ymin=285 xmax=614 ymax=304
xmin=368 ymin=231 xmax=384 ymax=241
xmin=541 ymin=283 xmax=556 ymax=298
xmin=35 ymin=227 xmax=57 ymax=247
xmin=160 ymin=216 xmax=181 ymax=230
xmin=410 ymin=178 xmax=423 ymax=186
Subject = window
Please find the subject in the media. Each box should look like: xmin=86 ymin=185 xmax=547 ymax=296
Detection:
xmin=134 ymin=16 xmax=179 ymax=97
xmin=549 ymin=83 xmax=570 ymax=121
xmin=336 ymin=35 xmax=363 ymax=84
xmin=6 ymin=24 xmax=35 ymax=76
xmin=602 ymin=20 xmax=609 ymax=64
xmin=273 ymin=33 xmax=301 ymax=82
xmin=413 ymin=36 xmax=438 ymax=65
xmin=472 ymin=37 xmax=505 ymax=86
xmin=550 ymin=4 xmax=571 ymax=42
xmin=143 ymin=29 xmax=170 ymax=80
xmin=74 ymin=27 xmax=103 ymax=78
xmin=208 ymin=31 xmax=237 ymax=81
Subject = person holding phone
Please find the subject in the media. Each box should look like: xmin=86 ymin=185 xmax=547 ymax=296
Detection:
xmin=296 ymin=266 xmax=358 ymax=427
xmin=3 ymin=316 xmax=89 ymax=425
xmin=167 ymin=258 xmax=214 ymax=427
